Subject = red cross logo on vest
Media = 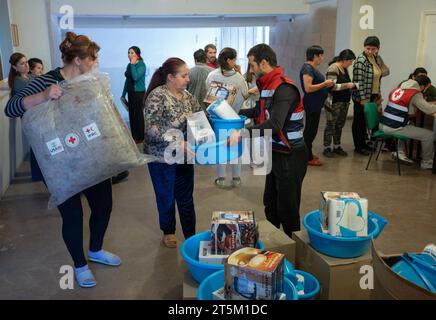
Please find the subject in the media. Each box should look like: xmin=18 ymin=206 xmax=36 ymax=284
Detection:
xmin=65 ymin=133 xmax=80 ymax=148
xmin=392 ymin=88 xmax=404 ymax=102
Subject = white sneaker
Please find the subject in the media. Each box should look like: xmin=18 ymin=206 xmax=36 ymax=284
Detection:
xmin=420 ymin=160 xmax=433 ymax=170
xmin=391 ymin=151 xmax=414 ymax=165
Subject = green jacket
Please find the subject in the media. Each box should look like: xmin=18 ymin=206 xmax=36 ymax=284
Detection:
xmin=122 ymin=60 xmax=146 ymax=97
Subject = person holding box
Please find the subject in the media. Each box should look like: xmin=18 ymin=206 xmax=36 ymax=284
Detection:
xmin=229 ymin=44 xmax=308 ymax=238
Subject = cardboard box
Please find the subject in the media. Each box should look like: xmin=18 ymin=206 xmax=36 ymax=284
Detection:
xmin=204 ymin=81 xmax=237 ymax=106
xmin=320 ymin=192 xmax=368 ymax=237
xmin=224 ymin=248 xmax=284 ymax=300
xmin=371 ymin=241 xmax=436 ymax=300
xmin=187 ymin=111 xmax=215 ymax=146
xmin=257 ymin=220 xmax=296 ymax=265
xmin=293 ymin=230 xmax=372 ymax=300
xmin=213 ymin=287 xmax=287 ymax=301
xmin=198 ymin=241 xmax=229 ymax=264
xmin=211 ymin=211 xmax=257 ymax=255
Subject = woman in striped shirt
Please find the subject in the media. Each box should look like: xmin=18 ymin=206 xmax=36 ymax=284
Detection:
xmin=5 ymin=32 xmax=121 ymax=288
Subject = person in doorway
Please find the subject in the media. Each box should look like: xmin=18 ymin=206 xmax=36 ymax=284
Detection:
xmin=204 ymin=43 xmax=218 ymax=69
xmin=187 ymin=49 xmax=213 ymax=110
xmin=323 ymin=49 xmax=357 ymax=158
xmin=229 ymin=44 xmax=309 ymax=239
xmin=8 ymin=52 xmax=30 ymax=97
xmin=352 ymin=36 xmax=390 ymax=155
xmin=206 ymin=47 xmax=249 ymax=188
xmin=144 ymin=57 xmax=201 ymax=248
xmin=122 ymin=46 xmax=146 ymax=144
xmin=300 ymin=45 xmax=335 ymax=166
xmin=28 ymin=58 xmax=44 ymax=80
xmin=5 ymin=32 xmax=121 ymax=288
xmin=27 ymin=57 xmax=45 ymax=181
xmin=379 ymin=75 xmax=436 ymax=170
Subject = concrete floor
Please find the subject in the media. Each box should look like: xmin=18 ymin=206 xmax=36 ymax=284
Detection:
xmin=0 ymin=118 xmax=435 ymax=299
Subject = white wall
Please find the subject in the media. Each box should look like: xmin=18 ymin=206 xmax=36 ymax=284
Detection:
xmin=8 ymin=0 xmax=53 ymax=70
xmin=0 ymin=86 xmax=26 ymax=197
xmin=49 ymin=0 xmax=309 ymax=16
xmin=270 ymin=0 xmax=338 ymax=85
xmin=336 ymin=0 xmax=436 ymax=104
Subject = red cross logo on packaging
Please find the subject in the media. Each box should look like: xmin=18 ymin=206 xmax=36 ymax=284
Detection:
xmin=82 ymin=123 xmax=101 ymax=141
xmin=46 ymin=137 xmax=64 ymax=156
xmin=392 ymin=88 xmax=404 ymax=102
xmin=65 ymin=133 xmax=80 ymax=148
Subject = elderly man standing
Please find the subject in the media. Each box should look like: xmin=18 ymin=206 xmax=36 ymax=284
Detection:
xmin=187 ymin=49 xmax=213 ymax=110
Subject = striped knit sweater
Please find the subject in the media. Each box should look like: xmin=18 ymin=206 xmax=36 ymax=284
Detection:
xmin=4 ymin=68 xmax=63 ymax=118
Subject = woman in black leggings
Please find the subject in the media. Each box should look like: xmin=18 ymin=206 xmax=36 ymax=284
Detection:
xmin=4 ymin=32 xmax=120 ymax=288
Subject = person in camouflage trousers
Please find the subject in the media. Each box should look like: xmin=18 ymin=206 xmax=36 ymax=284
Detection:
xmin=323 ymin=49 xmax=357 ymax=158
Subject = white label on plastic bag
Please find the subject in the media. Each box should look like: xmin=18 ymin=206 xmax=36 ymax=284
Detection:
xmin=65 ymin=133 xmax=80 ymax=148
xmin=46 ymin=138 xmax=64 ymax=156
xmin=82 ymin=123 xmax=101 ymax=141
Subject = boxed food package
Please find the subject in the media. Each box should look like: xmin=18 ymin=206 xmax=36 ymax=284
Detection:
xmin=198 ymin=241 xmax=229 ymax=265
xmin=187 ymin=111 xmax=216 ymax=146
xmin=224 ymin=248 xmax=285 ymax=300
xmin=204 ymin=81 xmax=237 ymax=106
xmin=22 ymin=71 xmax=156 ymax=209
xmin=207 ymin=99 xmax=240 ymax=120
xmin=319 ymin=192 xmax=368 ymax=237
xmin=211 ymin=211 xmax=257 ymax=255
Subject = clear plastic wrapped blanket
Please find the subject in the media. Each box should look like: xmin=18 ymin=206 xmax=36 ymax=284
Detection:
xmin=22 ymin=71 xmax=156 ymax=209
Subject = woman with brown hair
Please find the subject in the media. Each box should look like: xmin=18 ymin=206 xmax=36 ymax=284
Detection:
xmin=8 ymin=52 xmax=30 ymax=96
xmin=144 ymin=57 xmax=201 ymax=248
xmin=5 ymin=32 xmax=121 ymax=288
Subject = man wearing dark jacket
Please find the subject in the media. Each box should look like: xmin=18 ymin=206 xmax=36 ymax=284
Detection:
xmin=229 ymin=44 xmax=308 ymax=238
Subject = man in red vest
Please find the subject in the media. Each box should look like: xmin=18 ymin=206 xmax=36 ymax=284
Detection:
xmin=229 ymin=44 xmax=308 ymax=238
xmin=380 ymin=75 xmax=436 ymax=169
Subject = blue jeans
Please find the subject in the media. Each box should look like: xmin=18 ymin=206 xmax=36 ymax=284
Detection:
xmin=148 ymin=163 xmax=196 ymax=239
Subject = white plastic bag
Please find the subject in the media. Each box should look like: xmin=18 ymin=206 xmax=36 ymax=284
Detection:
xmin=22 ymin=71 xmax=156 ymax=209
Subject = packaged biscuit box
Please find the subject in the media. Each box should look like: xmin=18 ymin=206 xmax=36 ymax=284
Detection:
xmin=210 ymin=211 xmax=257 ymax=255
xmin=320 ymin=192 xmax=368 ymax=237
xmin=224 ymin=248 xmax=284 ymax=300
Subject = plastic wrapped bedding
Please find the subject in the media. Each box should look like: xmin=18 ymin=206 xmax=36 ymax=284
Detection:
xmin=22 ymin=72 xmax=156 ymax=209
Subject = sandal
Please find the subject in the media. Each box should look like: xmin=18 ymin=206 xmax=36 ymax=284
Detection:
xmin=162 ymin=234 xmax=177 ymax=248
xmin=88 ymin=250 xmax=122 ymax=267
xmin=75 ymin=269 xmax=96 ymax=288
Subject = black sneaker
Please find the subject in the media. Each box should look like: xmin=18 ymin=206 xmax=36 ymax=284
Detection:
xmin=333 ymin=147 xmax=348 ymax=157
xmin=112 ymin=171 xmax=129 ymax=184
xmin=354 ymin=148 xmax=370 ymax=156
xmin=322 ymin=148 xmax=335 ymax=158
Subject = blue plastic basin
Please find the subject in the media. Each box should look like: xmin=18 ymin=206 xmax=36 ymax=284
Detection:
xmin=190 ymin=139 xmax=243 ymax=165
xmin=181 ymin=231 xmax=264 ymax=284
xmin=283 ymin=260 xmax=321 ymax=300
xmin=392 ymin=253 xmax=436 ymax=293
xmin=189 ymin=115 xmax=246 ymax=165
xmin=197 ymin=270 xmax=298 ymax=300
xmin=210 ymin=115 xmax=247 ymax=139
xmin=302 ymin=210 xmax=388 ymax=258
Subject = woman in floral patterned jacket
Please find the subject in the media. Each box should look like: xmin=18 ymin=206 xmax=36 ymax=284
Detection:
xmin=143 ymin=57 xmax=201 ymax=248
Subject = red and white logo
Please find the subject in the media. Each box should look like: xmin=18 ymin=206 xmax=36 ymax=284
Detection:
xmin=46 ymin=138 xmax=64 ymax=156
xmin=82 ymin=123 xmax=101 ymax=141
xmin=392 ymin=88 xmax=404 ymax=102
xmin=65 ymin=133 xmax=80 ymax=148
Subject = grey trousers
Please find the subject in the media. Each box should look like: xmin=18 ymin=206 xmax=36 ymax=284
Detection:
xmin=380 ymin=123 xmax=434 ymax=161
